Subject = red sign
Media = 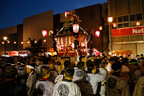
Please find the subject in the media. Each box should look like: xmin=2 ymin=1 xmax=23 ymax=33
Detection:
xmin=9 ymin=50 xmax=30 ymax=56
xmin=112 ymin=26 xmax=144 ymax=37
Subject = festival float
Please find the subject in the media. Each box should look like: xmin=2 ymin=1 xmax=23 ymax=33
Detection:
xmin=49 ymin=10 xmax=101 ymax=61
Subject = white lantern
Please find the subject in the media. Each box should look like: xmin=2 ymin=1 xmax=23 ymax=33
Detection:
xmin=95 ymin=31 xmax=100 ymax=37
xmin=42 ymin=30 xmax=48 ymax=37
xmin=65 ymin=11 xmax=70 ymax=18
xmin=108 ymin=17 xmax=113 ymax=23
xmin=73 ymin=24 xmax=79 ymax=33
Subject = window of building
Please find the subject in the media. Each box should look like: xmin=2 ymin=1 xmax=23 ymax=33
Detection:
xmin=130 ymin=14 xmax=135 ymax=21
xmin=118 ymin=24 xmax=123 ymax=28
xmin=136 ymin=13 xmax=142 ymax=20
xmin=124 ymin=23 xmax=129 ymax=27
xmin=123 ymin=15 xmax=129 ymax=21
xmin=118 ymin=16 xmax=123 ymax=22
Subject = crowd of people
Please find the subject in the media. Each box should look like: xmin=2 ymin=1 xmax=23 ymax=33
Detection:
xmin=0 ymin=53 xmax=144 ymax=96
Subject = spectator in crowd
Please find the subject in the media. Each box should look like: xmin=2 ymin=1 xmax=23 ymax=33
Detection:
xmin=132 ymin=62 xmax=144 ymax=84
xmin=59 ymin=60 xmax=70 ymax=75
xmin=106 ymin=62 xmax=130 ymax=96
xmin=1 ymin=66 xmax=27 ymax=96
xmin=133 ymin=76 xmax=144 ymax=96
xmin=36 ymin=66 xmax=54 ymax=96
xmin=48 ymin=60 xmax=58 ymax=83
xmin=105 ymin=57 xmax=115 ymax=74
xmin=53 ymin=67 xmax=81 ymax=96
xmin=78 ymin=59 xmax=107 ymax=96
xmin=26 ymin=64 xmax=37 ymax=96
xmin=72 ymin=61 xmax=85 ymax=82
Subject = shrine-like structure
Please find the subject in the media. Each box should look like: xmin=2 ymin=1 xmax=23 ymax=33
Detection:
xmin=55 ymin=28 xmax=88 ymax=57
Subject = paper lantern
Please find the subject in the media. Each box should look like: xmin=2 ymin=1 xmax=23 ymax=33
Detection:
xmin=42 ymin=30 xmax=48 ymax=37
xmin=95 ymin=31 xmax=100 ymax=37
xmin=108 ymin=17 xmax=113 ymax=23
xmin=65 ymin=11 xmax=70 ymax=18
xmin=73 ymin=24 xmax=79 ymax=33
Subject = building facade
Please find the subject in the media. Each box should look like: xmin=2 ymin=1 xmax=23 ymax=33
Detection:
xmin=108 ymin=0 xmax=144 ymax=57
xmin=0 ymin=3 xmax=108 ymax=55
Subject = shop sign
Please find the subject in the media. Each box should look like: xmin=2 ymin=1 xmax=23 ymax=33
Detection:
xmin=112 ymin=26 xmax=144 ymax=37
xmin=9 ymin=50 xmax=30 ymax=56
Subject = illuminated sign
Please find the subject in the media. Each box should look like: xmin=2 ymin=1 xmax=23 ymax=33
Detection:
xmin=112 ymin=26 xmax=144 ymax=37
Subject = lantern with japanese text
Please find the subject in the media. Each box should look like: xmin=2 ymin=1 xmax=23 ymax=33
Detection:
xmin=42 ymin=30 xmax=48 ymax=37
xmin=65 ymin=11 xmax=70 ymax=18
xmin=73 ymin=24 xmax=79 ymax=33
xmin=95 ymin=30 xmax=100 ymax=37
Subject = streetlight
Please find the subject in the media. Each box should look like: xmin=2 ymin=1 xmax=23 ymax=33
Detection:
xmin=136 ymin=21 xmax=141 ymax=26
xmin=108 ymin=17 xmax=113 ymax=53
xmin=3 ymin=36 xmax=8 ymax=56
xmin=21 ymin=42 xmax=23 ymax=44
xmin=7 ymin=41 xmax=10 ymax=44
xmin=14 ymin=41 xmax=16 ymax=44
xmin=43 ymin=39 xmax=46 ymax=43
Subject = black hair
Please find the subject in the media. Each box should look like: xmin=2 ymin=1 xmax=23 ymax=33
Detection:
xmin=40 ymin=66 xmax=50 ymax=78
xmin=64 ymin=67 xmax=74 ymax=78
xmin=109 ymin=57 xmax=115 ymax=62
xmin=5 ymin=66 xmax=17 ymax=79
xmin=130 ymin=59 xmax=138 ymax=66
xmin=77 ymin=61 xmax=84 ymax=69
xmin=94 ymin=59 xmax=101 ymax=67
xmin=55 ymin=61 xmax=61 ymax=65
xmin=64 ymin=60 xmax=70 ymax=68
xmin=112 ymin=62 xmax=122 ymax=72
xmin=122 ymin=58 xmax=128 ymax=65
xmin=86 ymin=60 xmax=92 ymax=66
xmin=87 ymin=62 xmax=94 ymax=73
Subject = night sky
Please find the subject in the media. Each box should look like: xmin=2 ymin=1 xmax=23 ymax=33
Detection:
xmin=0 ymin=0 xmax=107 ymax=29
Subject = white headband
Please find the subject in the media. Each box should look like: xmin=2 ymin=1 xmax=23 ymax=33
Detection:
xmin=26 ymin=65 xmax=35 ymax=69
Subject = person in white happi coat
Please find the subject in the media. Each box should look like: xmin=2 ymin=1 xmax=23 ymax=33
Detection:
xmin=106 ymin=62 xmax=130 ymax=96
xmin=36 ymin=66 xmax=54 ymax=96
xmin=72 ymin=61 xmax=85 ymax=82
xmin=54 ymin=61 xmax=85 ymax=83
xmin=105 ymin=57 xmax=115 ymax=74
xmin=26 ymin=64 xmax=37 ymax=96
xmin=53 ymin=67 xmax=81 ymax=96
xmin=77 ymin=60 xmax=107 ymax=96
xmin=133 ymin=76 xmax=144 ymax=96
